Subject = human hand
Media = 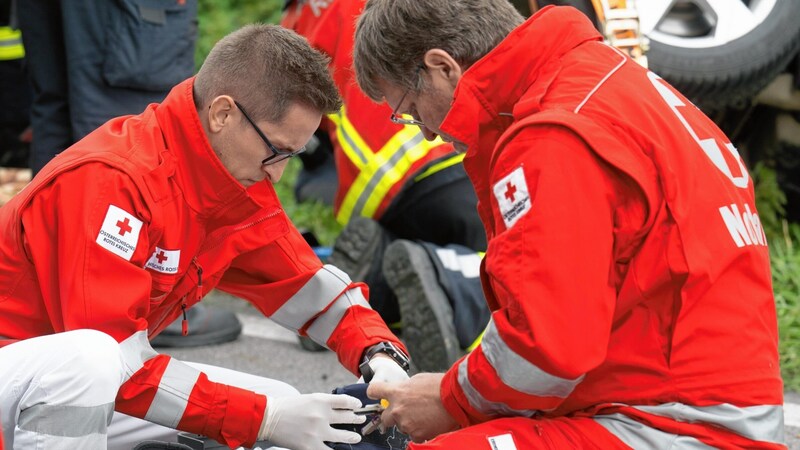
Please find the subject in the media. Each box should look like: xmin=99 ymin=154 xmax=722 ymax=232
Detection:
xmin=367 ymin=353 xmax=410 ymax=383
xmin=258 ymin=393 xmax=366 ymax=450
xmin=367 ymin=373 xmax=459 ymax=443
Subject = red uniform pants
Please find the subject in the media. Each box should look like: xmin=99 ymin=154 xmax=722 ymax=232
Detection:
xmin=409 ymin=416 xmax=631 ymax=449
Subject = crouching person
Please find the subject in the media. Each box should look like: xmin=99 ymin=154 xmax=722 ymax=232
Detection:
xmin=0 ymin=24 xmax=408 ymax=450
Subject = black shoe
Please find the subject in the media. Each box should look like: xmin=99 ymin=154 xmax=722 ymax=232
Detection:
xmin=328 ymin=217 xmax=386 ymax=282
xmin=328 ymin=218 xmax=401 ymax=326
xmin=383 ymin=240 xmax=461 ymax=372
xmin=150 ymin=304 xmax=242 ymax=348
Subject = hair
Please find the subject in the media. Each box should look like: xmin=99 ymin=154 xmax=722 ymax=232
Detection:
xmin=353 ymin=0 xmax=525 ymax=101
xmin=194 ymin=24 xmax=341 ymax=123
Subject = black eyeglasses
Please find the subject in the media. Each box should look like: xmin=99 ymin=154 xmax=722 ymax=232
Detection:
xmin=234 ymin=100 xmax=306 ymax=166
xmin=389 ymin=65 xmax=426 ymax=127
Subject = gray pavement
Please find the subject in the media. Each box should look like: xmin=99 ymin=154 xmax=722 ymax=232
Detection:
xmin=163 ymin=290 xmax=800 ymax=449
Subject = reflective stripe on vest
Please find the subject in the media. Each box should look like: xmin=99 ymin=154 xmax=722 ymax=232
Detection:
xmin=414 ymin=153 xmax=465 ymax=183
xmin=0 ymin=27 xmax=24 ymax=60
xmin=328 ymin=106 xmax=446 ymax=224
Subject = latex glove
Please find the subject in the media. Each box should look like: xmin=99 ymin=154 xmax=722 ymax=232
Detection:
xmin=367 ymin=355 xmax=409 ymax=383
xmin=258 ymin=393 xmax=366 ymax=450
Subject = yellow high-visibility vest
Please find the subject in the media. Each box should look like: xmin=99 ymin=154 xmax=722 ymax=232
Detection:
xmin=328 ymin=106 xmax=464 ymax=225
xmin=0 ymin=27 xmax=24 ymax=60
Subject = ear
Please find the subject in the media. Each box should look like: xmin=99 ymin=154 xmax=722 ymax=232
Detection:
xmin=206 ymin=95 xmax=236 ymax=134
xmin=422 ymin=49 xmax=463 ymax=91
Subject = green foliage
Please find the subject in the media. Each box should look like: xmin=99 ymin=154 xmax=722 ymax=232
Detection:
xmin=752 ymin=164 xmax=800 ymax=389
xmin=772 ymin=223 xmax=800 ymax=390
xmin=274 ymin=159 xmax=343 ymax=246
xmin=195 ymin=0 xmax=284 ymax=70
xmin=753 ymin=162 xmax=787 ymax=241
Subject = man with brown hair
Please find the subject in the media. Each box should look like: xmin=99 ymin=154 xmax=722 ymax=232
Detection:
xmin=353 ymin=0 xmax=784 ymax=449
xmin=0 ymin=24 xmax=409 ymax=450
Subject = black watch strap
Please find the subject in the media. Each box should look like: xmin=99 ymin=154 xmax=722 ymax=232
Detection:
xmin=358 ymin=341 xmax=411 ymax=382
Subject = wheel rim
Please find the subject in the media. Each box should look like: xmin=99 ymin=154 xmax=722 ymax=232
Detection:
xmin=638 ymin=0 xmax=778 ymax=49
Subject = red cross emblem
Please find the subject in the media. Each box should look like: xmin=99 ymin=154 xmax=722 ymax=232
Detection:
xmin=156 ymin=251 xmax=168 ymax=264
xmin=116 ymin=218 xmax=133 ymax=236
xmin=504 ymin=182 xmax=517 ymax=202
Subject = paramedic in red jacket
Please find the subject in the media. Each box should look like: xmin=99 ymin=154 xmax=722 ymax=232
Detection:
xmin=0 ymin=24 xmax=409 ymax=450
xmin=353 ymin=1 xmax=785 ymax=449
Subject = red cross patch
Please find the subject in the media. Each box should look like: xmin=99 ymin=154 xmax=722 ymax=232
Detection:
xmin=96 ymin=205 xmax=143 ymax=261
xmin=146 ymin=247 xmax=181 ymax=274
xmin=493 ymin=166 xmax=531 ymax=228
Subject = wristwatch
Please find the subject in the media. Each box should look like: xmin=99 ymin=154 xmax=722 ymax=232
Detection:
xmin=358 ymin=341 xmax=411 ymax=382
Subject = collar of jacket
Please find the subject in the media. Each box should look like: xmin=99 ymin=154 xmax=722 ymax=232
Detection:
xmin=439 ymin=5 xmax=601 ymax=192
xmin=153 ymin=78 xmax=275 ymax=226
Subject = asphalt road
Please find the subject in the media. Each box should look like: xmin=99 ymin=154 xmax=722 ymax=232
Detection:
xmin=163 ymin=291 xmax=800 ymax=449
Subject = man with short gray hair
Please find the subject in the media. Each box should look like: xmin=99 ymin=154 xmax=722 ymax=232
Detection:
xmin=0 ymin=24 xmax=409 ymax=450
xmin=355 ymin=1 xmax=784 ymax=448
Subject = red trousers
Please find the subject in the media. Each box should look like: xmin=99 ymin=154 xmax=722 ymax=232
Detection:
xmin=409 ymin=416 xmax=632 ymax=449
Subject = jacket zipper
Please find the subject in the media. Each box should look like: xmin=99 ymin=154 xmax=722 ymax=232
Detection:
xmin=182 ymin=258 xmax=203 ymax=336
xmin=198 ymin=209 xmax=283 ymax=255
xmin=179 ymin=210 xmax=279 ymax=335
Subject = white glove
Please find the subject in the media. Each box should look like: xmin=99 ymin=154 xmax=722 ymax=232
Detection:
xmin=367 ymin=355 xmax=410 ymax=383
xmin=258 ymin=393 xmax=366 ymax=450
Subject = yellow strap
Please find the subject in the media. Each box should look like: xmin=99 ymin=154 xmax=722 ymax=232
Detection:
xmin=413 ymin=153 xmax=466 ymax=182
xmin=329 ymin=106 xmax=445 ymax=224
xmin=0 ymin=27 xmax=24 ymax=60
xmin=465 ymin=327 xmax=486 ymax=353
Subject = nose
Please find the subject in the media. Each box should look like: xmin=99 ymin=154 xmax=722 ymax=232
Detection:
xmin=420 ymin=126 xmax=439 ymax=142
xmin=262 ymin=158 xmax=290 ymax=183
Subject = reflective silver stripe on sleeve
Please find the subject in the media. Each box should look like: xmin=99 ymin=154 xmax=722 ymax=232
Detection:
xmin=144 ymin=358 xmax=201 ymax=428
xmin=634 ymin=403 xmax=785 ymax=444
xmin=269 ymin=265 xmax=352 ymax=332
xmin=481 ymin=320 xmax=583 ymax=397
xmin=18 ymin=402 xmax=115 ymax=437
xmin=119 ymin=330 xmax=158 ymax=383
xmin=456 ymin=355 xmax=539 ymax=418
xmin=594 ymin=413 xmax=717 ymax=450
xmin=306 ymin=286 xmax=371 ymax=347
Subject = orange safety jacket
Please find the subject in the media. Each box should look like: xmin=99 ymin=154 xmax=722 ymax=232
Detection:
xmin=438 ymin=6 xmax=784 ymax=448
xmin=282 ymin=0 xmax=460 ymax=224
xmin=0 ymin=78 xmax=404 ymax=448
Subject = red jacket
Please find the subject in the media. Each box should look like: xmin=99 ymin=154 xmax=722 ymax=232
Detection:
xmin=438 ymin=6 xmax=783 ymax=448
xmin=282 ymin=0 xmax=457 ymax=223
xmin=0 ymin=78 xmax=403 ymax=448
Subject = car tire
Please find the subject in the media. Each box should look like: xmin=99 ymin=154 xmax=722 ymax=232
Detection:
xmin=643 ymin=0 xmax=800 ymax=112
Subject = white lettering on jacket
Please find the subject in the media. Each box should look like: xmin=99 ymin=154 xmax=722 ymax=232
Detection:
xmin=96 ymin=205 xmax=143 ymax=261
xmin=719 ymin=203 xmax=767 ymax=248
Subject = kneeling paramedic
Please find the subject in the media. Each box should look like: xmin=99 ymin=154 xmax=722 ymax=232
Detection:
xmin=0 ymin=24 xmax=409 ymax=450
xmin=353 ymin=1 xmax=785 ymax=448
